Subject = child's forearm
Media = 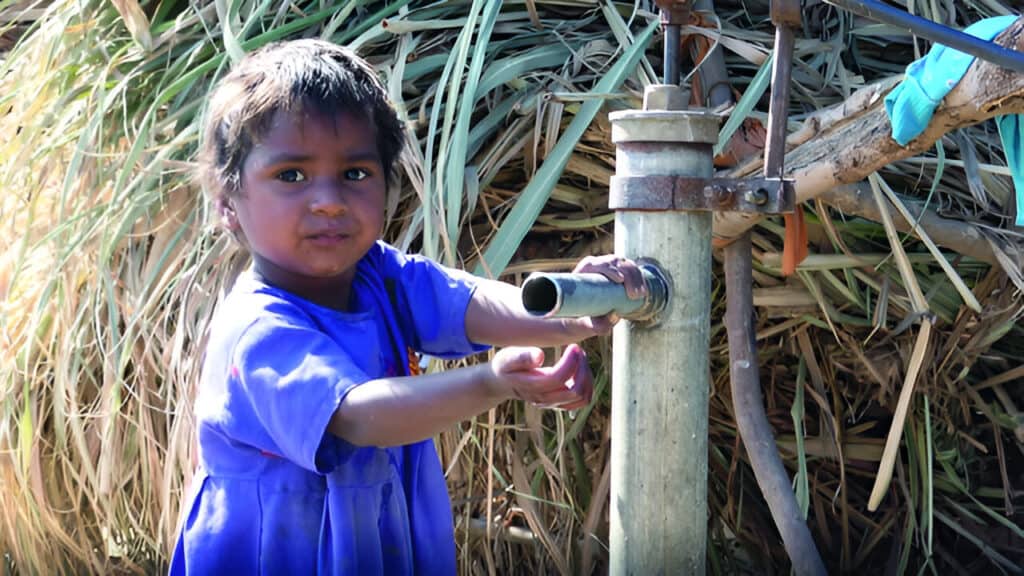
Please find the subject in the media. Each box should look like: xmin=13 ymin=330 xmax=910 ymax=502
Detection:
xmin=464 ymin=278 xmax=597 ymax=347
xmin=327 ymin=364 xmax=504 ymax=447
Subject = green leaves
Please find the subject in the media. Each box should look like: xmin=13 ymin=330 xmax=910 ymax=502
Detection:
xmin=474 ymin=18 xmax=658 ymax=277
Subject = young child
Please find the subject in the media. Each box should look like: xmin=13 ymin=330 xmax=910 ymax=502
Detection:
xmin=170 ymin=39 xmax=646 ymax=575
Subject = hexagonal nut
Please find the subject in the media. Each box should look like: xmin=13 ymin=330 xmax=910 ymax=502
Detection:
xmin=643 ymin=84 xmax=689 ymax=111
xmin=743 ymin=188 xmax=769 ymax=206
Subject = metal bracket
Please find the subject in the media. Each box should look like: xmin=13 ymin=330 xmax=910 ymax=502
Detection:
xmin=610 ymin=176 xmax=795 ymax=214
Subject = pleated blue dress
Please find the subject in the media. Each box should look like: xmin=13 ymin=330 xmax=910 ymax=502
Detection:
xmin=170 ymin=242 xmax=486 ymax=575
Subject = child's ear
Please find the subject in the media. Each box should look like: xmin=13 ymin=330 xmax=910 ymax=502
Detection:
xmin=216 ymin=194 xmax=239 ymax=231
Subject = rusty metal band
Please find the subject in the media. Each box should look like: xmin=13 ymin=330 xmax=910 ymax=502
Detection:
xmin=769 ymin=0 xmax=801 ymax=27
xmin=609 ymin=176 xmax=795 ymax=214
xmin=654 ymin=0 xmax=691 ymax=25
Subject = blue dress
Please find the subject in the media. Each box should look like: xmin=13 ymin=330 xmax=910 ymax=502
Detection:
xmin=170 ymin=242 xmax=487 ymax=575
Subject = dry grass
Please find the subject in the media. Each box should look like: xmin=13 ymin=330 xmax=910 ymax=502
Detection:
xmin=1 ymin=0 xmax=1022 ymax=574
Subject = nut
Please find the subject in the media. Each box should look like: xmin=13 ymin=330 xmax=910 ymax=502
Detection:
xmin=643 ymin=84 xmax=689 ymax=111
xmin=744 ymin=188 xmax=769 ymax=206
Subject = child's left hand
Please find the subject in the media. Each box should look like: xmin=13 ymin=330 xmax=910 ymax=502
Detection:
xmin=572 ymin=255 xmax=648 ymax=334
xmin=488 ymin=344 xmax=594 ymax=410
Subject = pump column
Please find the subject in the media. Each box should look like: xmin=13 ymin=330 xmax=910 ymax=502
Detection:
xmin=608 ymin=85 xmax=719 ymax=575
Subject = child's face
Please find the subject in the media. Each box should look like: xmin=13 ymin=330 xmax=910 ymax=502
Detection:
xmin=225 ymin=109 xmax=386 ymax=305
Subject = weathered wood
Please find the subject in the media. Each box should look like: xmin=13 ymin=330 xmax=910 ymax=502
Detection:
xmin=713 ymin=17 xmax=1024 ymax=255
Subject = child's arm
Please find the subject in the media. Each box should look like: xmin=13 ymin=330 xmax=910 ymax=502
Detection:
xmin=464 ymin=255 xmax=647 ymax=347
xmin=328 ymin=344 xmax=592 ymax=447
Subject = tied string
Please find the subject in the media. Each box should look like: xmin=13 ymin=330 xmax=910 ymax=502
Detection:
xmin=684 ymin=13 xmax=808 ymax=277
xmin=782 ymin=208 xmax=808 ymax=276
xmin=712 ymin=205 xmax=808 ymax=276
xmin=383 ymin=278 xmax=424 ymax=378
xmin=407 ymin=348 xmax=422 ymax=376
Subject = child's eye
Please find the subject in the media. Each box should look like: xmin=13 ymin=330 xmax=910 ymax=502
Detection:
xmin=276 ymin=169 xmax=306 ymax=183
xmin=345 ymin=168 xmax=370 ymax=181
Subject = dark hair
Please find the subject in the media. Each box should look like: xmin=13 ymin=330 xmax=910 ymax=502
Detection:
xmin=200 ymin=39 xmax=405 ymax=197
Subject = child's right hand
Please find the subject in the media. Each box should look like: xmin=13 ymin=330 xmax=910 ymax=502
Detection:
xmin=487 ymin=344 xmax=593 ymax=410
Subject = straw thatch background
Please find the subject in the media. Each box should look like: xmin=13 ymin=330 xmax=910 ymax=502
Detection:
xmin=1 ymin=0 xmax=1022 ymax=574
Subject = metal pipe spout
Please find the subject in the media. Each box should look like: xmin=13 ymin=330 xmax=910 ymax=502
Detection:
xmin=521 ymin=262 xmax=669 ymax=323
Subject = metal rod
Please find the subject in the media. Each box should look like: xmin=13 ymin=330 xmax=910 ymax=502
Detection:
xmin=693 ymin=0 xmax=733 ymax=107
xmin=664 ymin=24 xmax=681 ymax=85
xmin=764 ymin=25 xmax=795 ymax=179
xmin=520 ymin=265 xmax=668 ymax=321
xmin=826 ymin=0 xmax=1024 ymax=73
xmin=734 ymin=3 xmax=826 ymax=572
xmin=724 ymin=233 xmax=828 ymax=576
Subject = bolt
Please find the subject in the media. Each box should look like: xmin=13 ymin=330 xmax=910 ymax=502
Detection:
xmin=705 ymin=184 xmax=733 ymax=208
xmin=744 ymin=188 xmax=769 ymax=206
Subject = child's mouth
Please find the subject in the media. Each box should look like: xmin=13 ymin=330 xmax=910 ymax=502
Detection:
xmin=308 ymin=231 xmax=348 ymax=245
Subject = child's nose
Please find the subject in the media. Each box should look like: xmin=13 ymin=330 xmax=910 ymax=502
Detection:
xmin=308 ymin=179 xmax=348 ymax=215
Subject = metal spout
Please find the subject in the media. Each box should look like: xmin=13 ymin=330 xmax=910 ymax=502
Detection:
xmin=521 ymin=262 xmax=669 ymax=322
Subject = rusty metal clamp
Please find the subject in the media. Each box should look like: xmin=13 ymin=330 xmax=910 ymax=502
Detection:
xmin=627 ymin=0 xmax=800 ymax=216
xmin=770 ymin=0 xmax=801 ymax=28
xmin=609 ymin=176 xmax=794 ymax=214
xmin=653 ymin=0 xmax=692 ymax=25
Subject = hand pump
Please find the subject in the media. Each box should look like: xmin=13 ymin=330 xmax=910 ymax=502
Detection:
xmin=519 ymin=0 xmax=1022 ymax=573
xmin=521 ymin=0 xmax=799 ymax=570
